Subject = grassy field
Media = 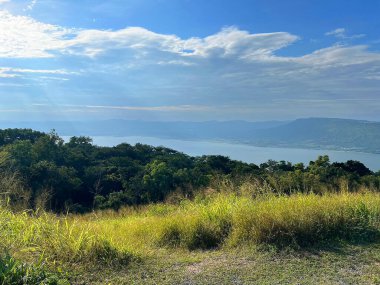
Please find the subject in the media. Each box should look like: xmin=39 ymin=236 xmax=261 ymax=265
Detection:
xmin=2 ymin=191 xmax=380 ymax=284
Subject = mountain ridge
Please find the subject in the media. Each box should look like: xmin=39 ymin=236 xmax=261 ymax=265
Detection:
xmin=0 ymin=117 xmax=379 ymax=153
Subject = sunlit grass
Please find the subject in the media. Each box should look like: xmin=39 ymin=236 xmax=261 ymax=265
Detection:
xmin=0 ymin=208 xmax=133 ymax=267
xmin=76 ymin=192 xmax=380 ymax=253
xmin=2 ymin=190 xmax=380 ymax=284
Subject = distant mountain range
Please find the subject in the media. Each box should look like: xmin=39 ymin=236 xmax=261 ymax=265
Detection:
xmin=249 ymin=118 xmax=380 ymax=153
xmin=0 ymin=118 xmax=379 ymax=153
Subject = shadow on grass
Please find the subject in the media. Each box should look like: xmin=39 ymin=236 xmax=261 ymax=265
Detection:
xmin=255 ymin=231 xmax=380 ymax=259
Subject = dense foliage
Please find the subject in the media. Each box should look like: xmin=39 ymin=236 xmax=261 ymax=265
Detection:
xmin=0 ymin=128 xmax=379 ymax=213
xmin=0 ymin=255 xmax=69 ymax=285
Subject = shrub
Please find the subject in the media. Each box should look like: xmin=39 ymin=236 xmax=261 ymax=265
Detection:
xmin=87 ymin=239 xmax=133 ymax=265
xmin=157 ymin=217 xmax=227 ymax=250
xmin=0 ymin=254 xmax=70 ymax=285
xmin=184 ymin=219 xmax=228 ymax=250
xmin=156 ymin=195 xmax=233 ymax=250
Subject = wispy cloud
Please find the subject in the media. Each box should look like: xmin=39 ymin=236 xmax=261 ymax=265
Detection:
xmin=85 ymin=104 xmax=211 ymax=112
xmin=32 ymin=104 xmax=211 ymax=112
xmin=25 ymin=0 xmax=37 ymax=11
xmin=325 ymin=28 xmax=366 ymax=40
xmin=326 ymin=28 xmax=346 ymax=37
xmin=0 ymin=67 xmax=77 ymax=78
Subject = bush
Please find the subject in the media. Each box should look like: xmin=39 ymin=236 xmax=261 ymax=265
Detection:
xmin=156 ymin=195 xmax=233 ymax=250
xmin=0 ymin=255 xmax=70 ymax=285
xmin=184 ymin=219 xmax=228 ymax=250
xmin=88 ymin=239 xmax=133 ymax=265
xmin=158 ymin=217 xmax=228 ymax=250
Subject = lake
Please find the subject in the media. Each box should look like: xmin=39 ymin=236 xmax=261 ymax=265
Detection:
xmin=64 ymin=136 xmax=380 ymax=171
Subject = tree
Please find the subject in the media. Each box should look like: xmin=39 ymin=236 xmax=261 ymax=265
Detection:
xmin=30 ymin=161 xmax=81 ymax=211
xmin=143 ymin=160 xmax=174 ymax=201
xmin=332 ymin=160 xmax=372 ymax=177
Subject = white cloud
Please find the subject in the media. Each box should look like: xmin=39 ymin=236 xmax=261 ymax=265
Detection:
xmin=0 ymin=10 xmax=298 ymax=61
xmin=0 ymin=9 xmax=378 ymax=84
xmin=0 ymin=10 xmax=72 ymax=58
xmin=0 ymin=66 xmax=76 ymax=78
xmin=25 ymin=0 xmax=37 ymax=11
xmin=326 ymin=28 xmax=346 ymax=38
xmin=0 ymin=0 xmax=10 ymax=4
xmin=182 ymin=27 xmax=299 ymax=60
xmin=0 ymin=67 xmax=75 ymax=74
xmin=85 ymin=104 xmax=211 ymax=112
xmin=157 ymin=60 xmax=195 ymax=66
xmin=32 ymin=103 xmax=211 ymax=112
xmin=325 ymin=28 xmax=365 ymax=40
xmin=63 ymin=26 xmax=185 ymax=57
xmin=1 ymin=9 xmax=380 ymax=121
xmin=297 ymin=45 xmax=380 ymax=67
xmin=0 ymin=72 xmax=17 ymax=78
xmin=0 ymin=9 xmax=375 ymax=74
xmin=62 ymin=26 xmax=299 ymax=61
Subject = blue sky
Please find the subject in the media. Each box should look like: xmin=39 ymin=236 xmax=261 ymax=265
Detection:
xmin=0 ymin=0 xmax=380 ymax=121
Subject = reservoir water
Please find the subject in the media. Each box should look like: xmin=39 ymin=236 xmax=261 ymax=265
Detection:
xmin=64 ymin=136 xmax=380 ymax=171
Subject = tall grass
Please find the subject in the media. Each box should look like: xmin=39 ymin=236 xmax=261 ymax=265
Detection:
xmin=80 ymin=192 xmax=380 ymax=251
xmin=2 ymin=189 xmax=380 ymax=283
xmin=2 ymin=173 xmax=380 ymax=283
xmin=229 ymin=193 xmax=380 ymax=247
xmin=0 ymin=208 xmax=133 ymax=267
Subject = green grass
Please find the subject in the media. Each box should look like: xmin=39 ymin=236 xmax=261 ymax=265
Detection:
xmin=0 ymin=255 xmax=69 ymax=285
xmin=0 ymin=208 xmax=133 ymax=265
xmin=80 ymin=192 xmax=380 ymax=252
xmin=0 ymin=208 xmax=134 ymax=284
xmin=3 ymin=191 xmax=380 ymax=283
xmin=75 ymin=243 xmax=380 ymax=284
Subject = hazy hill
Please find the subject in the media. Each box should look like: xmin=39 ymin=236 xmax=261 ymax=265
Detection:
xmin=250 ymin=118 xmax=380 ymax=153
xmin=0 ymin=120 xmax=287 ymax=140
xmin=0 ymin=118 xmax=379 ymax=153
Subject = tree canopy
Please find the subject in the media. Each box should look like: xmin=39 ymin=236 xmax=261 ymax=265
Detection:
xmin=0 ymin=128 xmax=378 ymax=213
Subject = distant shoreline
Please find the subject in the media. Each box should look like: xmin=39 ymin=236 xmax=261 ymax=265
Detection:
xmin=62 ymin=135 xmax=380 ymax=171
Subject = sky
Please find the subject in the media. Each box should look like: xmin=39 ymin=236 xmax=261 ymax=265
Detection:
xmin=0 ymin=0 xmax=380 ymax=122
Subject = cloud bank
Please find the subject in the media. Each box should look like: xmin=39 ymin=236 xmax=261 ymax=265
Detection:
xmin=0 ymin=9 xmax=379 ymax=121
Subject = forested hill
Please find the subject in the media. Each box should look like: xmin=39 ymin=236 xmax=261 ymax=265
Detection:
xmin=1 ymin=118 xmax=380 ymax=153
xmin=0 ymin=129 xmax=379 ymax=213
